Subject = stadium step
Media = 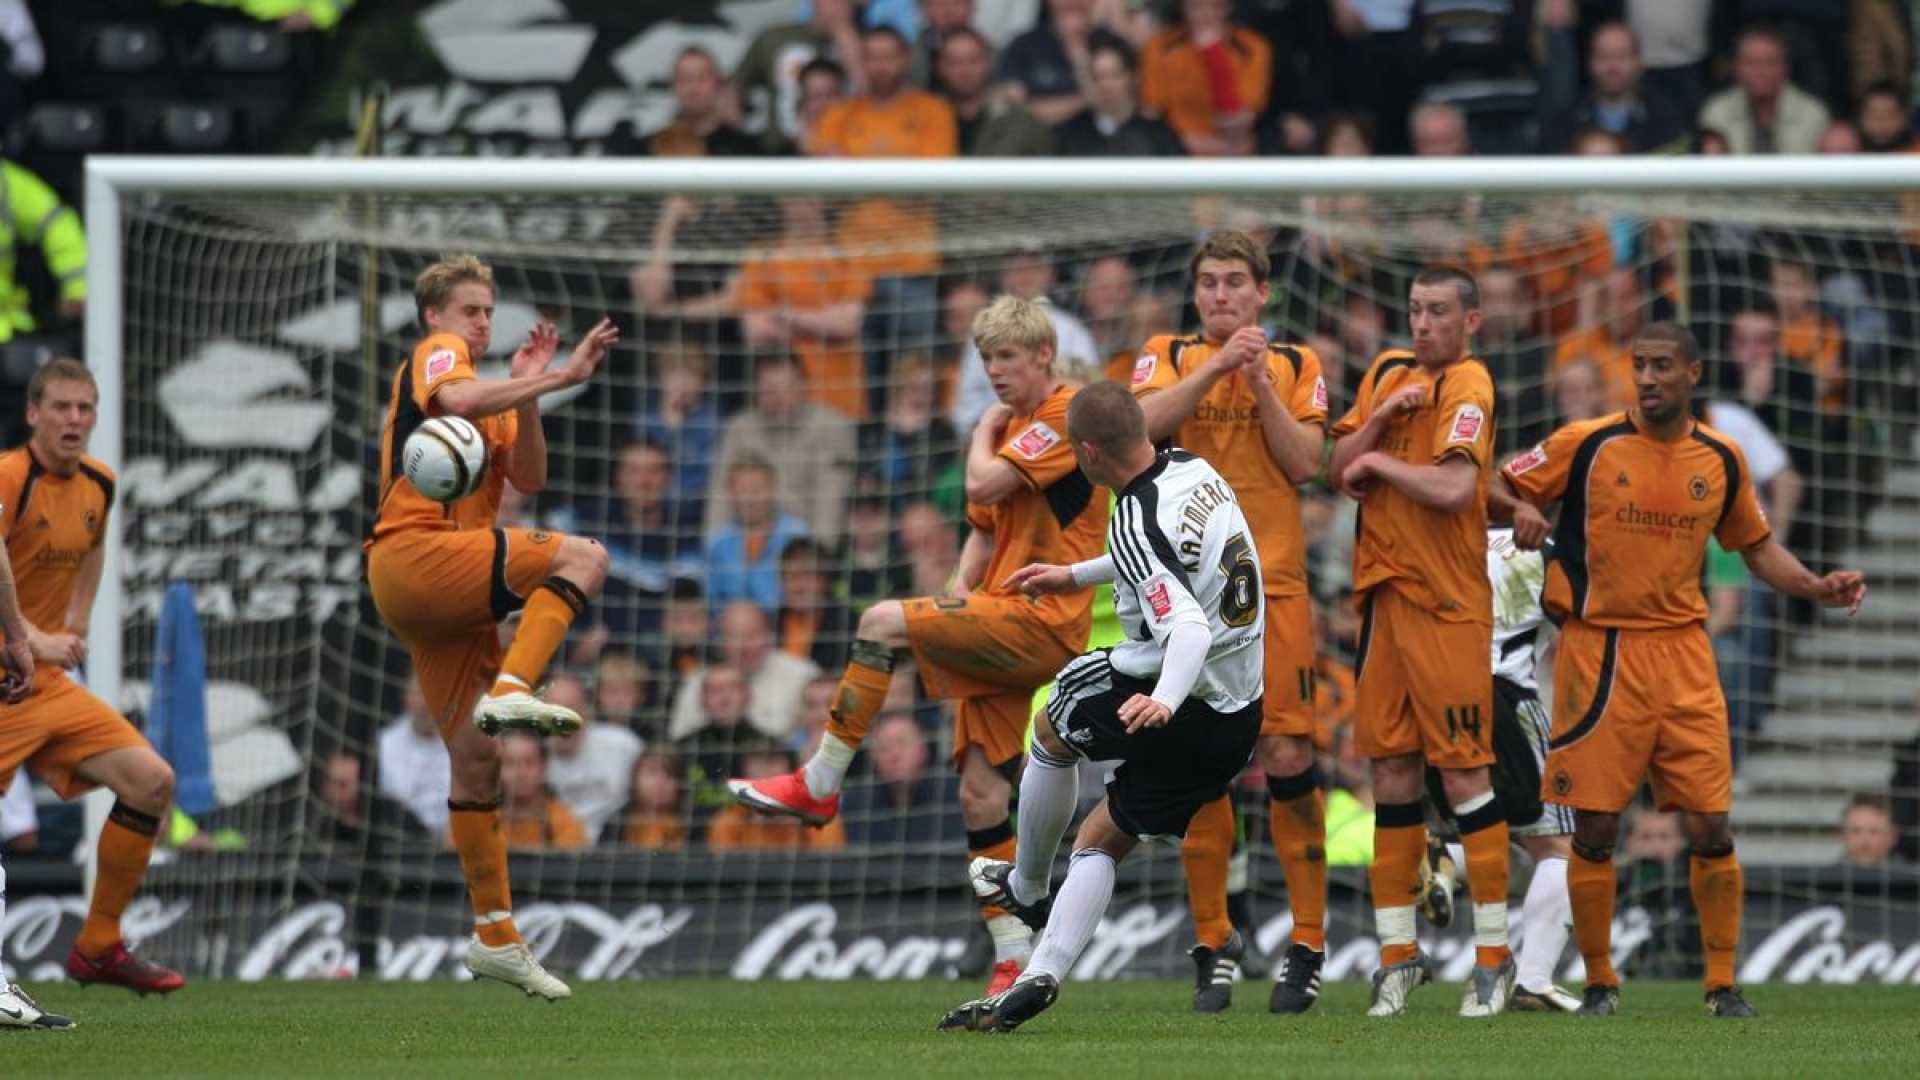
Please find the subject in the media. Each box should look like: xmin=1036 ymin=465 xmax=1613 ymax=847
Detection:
xmin=1731 ymin=834 xmax=1842 ymax=865
xmin=1885 ymin=465 xmax=1920 ymax=502
xmin=1819 ymin=547 xmax=1920 ymax=584
xmin=1731 ymin=792 xmax=1848 ymax=828
xmin=1865 ymin=503 xmax=1920 ymax=541
xmin=1819 ymin=586 xmax=1920 ymax=630
xmin=1738 ymin=750 xmax=1893 ymax=791
xmin=1774 ymin=668 xmax=1916 ymax=710
xmin=1762 ymin=709 xmax=1918 ymax=743
xmin=1787 ymin=627 xmax=1920 ymax=664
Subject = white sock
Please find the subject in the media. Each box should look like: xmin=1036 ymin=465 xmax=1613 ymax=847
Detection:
xmin=802 ymin=733 xmax=857 ymax=799
xmin=1446 ymin=842 xmax=1467 ymax=887
xmin=1012 ymin=750 xmax=1078 ymax=904
xmin=1517 ymin=855 xmax=1571 ymax=992
xmin=1024 ymin=849 xmax=1115 ymax=984
xmin=1376 ymin=904 xmax=1417 ymax=952
xmin=986 ymin=914 xmax=1033 ymax=965
xmin=1473 ymin=899 xmax=1510 ymax=953
xmin=0 ymin=858 xmax=6 ymax=982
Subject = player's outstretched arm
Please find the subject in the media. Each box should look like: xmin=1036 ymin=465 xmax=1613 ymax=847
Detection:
xmin=1005 ymin=554 xmax=1113 ymax=596
xmin=1741 ymin=540 xmax=1867 ymax=614
xmin=432 ymin=317 xmax=619 ymax=421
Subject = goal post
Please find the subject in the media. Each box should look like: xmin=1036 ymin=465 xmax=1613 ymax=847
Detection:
xmin=70 ymin=154 xmax=1920 ymax=983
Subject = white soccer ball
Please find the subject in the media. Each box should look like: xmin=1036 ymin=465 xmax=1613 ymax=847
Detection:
xmin=403 ymin=415 xmax=488 ymax=503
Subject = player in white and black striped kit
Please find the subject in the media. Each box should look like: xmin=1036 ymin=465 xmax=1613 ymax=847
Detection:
xmin=939 ymin=381 xmax=1265 ymax=1033
xmin=1420 ymin=526 xmax=1580 ymax=1011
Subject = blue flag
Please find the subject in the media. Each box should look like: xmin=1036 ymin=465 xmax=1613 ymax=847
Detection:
xmin=148 ymin=582 xmax=216 ymax=815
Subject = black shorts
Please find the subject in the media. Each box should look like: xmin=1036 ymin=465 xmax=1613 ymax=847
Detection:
xmin=1044 ymin=651 xmax=1261 ymax=839
xmin=1427 ymin=675 xmax=1568 ymax=834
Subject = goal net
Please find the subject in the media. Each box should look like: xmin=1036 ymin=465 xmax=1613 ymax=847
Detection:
xmin=56 ymin=158 xmax=1920 ymax=984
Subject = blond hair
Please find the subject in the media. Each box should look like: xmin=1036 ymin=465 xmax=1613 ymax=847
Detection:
xmin=414 ymin=254 xmax=495 ymax=327
xmin=971 ymin=294 xmax=1056 ymax=361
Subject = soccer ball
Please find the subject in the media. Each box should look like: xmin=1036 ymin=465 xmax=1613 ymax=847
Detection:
xmin=403 ymin=416 xmax=488 ymax=503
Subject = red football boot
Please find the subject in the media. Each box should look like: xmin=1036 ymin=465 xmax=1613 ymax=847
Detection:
xmin=986 ymin=959 xmax=1024 ymax=996
xmin=66 ymin=943 xmax=186 ymax=996
xmin=727 ymin=770 xmax=840 ymax=826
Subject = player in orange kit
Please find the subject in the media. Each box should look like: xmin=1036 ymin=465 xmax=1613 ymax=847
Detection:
xmin=1130 ymin=230 xmax=1331 ymax=1014
xmin=1495 ymin=322 xmax=1865 ymax=1018
xmin=0 ymin=358 xmax=182 ymax=996
xmin=365 ymin=255 xmax=618 ymax=1000
xmin=731 ymin=294 xmax=1109 ymax=997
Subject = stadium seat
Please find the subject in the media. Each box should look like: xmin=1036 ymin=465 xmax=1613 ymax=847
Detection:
xmin=12 ymin=103 xmax=112 ymax=202
xmin=68 ymin=21 xmax=185 ymax=104
xmin=128 ymin=102 xmax=249 ymax=154
xmin=92 ymin=23 xmax=167 ymax=74
xmin=188 ymin=25 xmax=307 ymax=152
xmin=201 ymin=25 xmax=294 ymax=73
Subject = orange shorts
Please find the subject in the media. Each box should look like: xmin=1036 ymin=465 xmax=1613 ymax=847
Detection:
xmin=1544 ymin=619 xmax=1730 ymax=814
xmin=367 ymin=526 xmax=561 ymax=738
xmin=0 ymin=669 xmax=150 ymax=799
xmin=1262 ymin=592 xmax=1317 ymax=742
xmin=1351 ymin=584 xmax=1494 ymax=769
xmin=903 ymin=593 xmax=1080 ymax=769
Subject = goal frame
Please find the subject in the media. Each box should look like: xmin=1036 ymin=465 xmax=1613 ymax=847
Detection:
xmin=79 ymin=152 xmax=1920 ymax=893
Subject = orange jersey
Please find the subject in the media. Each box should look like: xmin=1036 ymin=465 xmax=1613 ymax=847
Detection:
xmin=815 ymin=92 xmax=955 ymax=279
xmin=1503 ymin=413 xmax=1772 ymax=630
xmin=1130 ymin=335 xmax=1329 ymax=596
xmin=1139 ymin=26 xmax=1272 ymax=142
xmin=1551 ymin=328 xmax=1636 ymax=411
xmin=0 ymin=447 xmax=112 ymax=633
xmin=737 ymin=244 xmax=874 ymax=419
xmin=1331 ymin=350 xmax=1496 ymax=624
xmin=1779 ymin=311 xmax=1846 ymax=410
xmin=502 ymin=798 xmax=589 ymax=850
xmin=1501 ymin=219 xmax=1613 ymax=338
xmin=965 ymin=384 xmax=1110 ymax=639
xmin=371 ymin=333 xmax=519 ymax=541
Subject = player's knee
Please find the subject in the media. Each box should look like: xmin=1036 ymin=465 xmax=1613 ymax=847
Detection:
xmin=957 ymin=770 xmax=1010 ymax=823
xmin=856 ymin=600 xmax=907 ymax=647
xmin=1258 ymin=733 xmax=1312 ymax=778
xmin=136 ymin=756 xmax=176 ymax=812
xmin=1032 ymin=720 xmax=1072 ymax=762
xmin=1436 ymin=765 xmax=1491 ymax=807
xmin=1683 ymin=812 xmax=1734 ymax=855
xmin=555 ymin=537 xmax=608 ymax=594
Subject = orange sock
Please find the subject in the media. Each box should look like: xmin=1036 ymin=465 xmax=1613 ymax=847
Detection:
xmin=1370 ymin=800 xmax=1426 ymax=967
xmin=968 ymin=825 xmax=1018 ymax=924
xmin=76 ymin=803 xmax=161 ymax=957
xmin=1457 ymin=803 xmax=1513 ymax=967
xmin=1180 ymin=795 xmax=1234 ymax=950
xmin=1568 ymin=848 xmax=1619 ymax=988
xmin=1691 ymin=848 xmax=1744 ymax=991
xmin=1268 ymin=770 xmax=1328 ymax=952
xmin=822 ymin=653 xmax=894 ymax=748
xmin=491 ymin=578 xmax=586 ymax=697
xmin=449 ymin=800 xmax=520 ymax=947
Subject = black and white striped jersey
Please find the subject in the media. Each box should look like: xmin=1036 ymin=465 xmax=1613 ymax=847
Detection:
xmin=1488 ymin=527 xmax=1548 ymax=692
xmin=1107 ymin=450 xmax=1265 ymax=712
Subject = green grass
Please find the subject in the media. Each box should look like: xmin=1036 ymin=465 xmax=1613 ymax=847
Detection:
xmin=5 ymin=979 xmax=1918 ymax=1078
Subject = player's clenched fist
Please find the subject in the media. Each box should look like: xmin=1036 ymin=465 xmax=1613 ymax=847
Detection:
xmin=1003 ymin=563 xmax=1076 ymax=596
xmin=1378 ymin=384 xmax=1428 ymax=417
xmin=1 ymin=636 xmax=31 ymax=703
xmin=1814 ymin=570 xmax=1868 ymax=615
xmin=1510 ymin=501 xmax=1551 ymax=550
xmin=1208 ymin=326 xmax=1267 ymax=374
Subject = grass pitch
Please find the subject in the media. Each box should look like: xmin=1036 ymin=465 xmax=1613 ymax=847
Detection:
xmin=5 ymin=978 xmax=1917 ymax=1078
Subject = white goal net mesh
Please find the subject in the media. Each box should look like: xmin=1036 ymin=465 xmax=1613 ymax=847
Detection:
xmin=97 ymin=171 xmax=1918 ymax=983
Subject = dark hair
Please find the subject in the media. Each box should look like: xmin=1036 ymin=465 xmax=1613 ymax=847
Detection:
xmin=674 ymin=45 xmax=721 ymax=75
xmin=1735 ymin=25 xmax=1789 ymax=57
xmin=28 ymin=357 xmax=96 ymax=405
xmin=1845 ymin=792 xmax=1893 ymax=818
xmin=779 ymin=536 xmax=824 ymax=565
xmin=1189 ymin=229 xmax=1270 ymax=286
xmin=1588 ymin=19 xmax=1640 ymax=58
xmin=1412 ymin=265 xmax=1480 ymax=310
xmin=669 ymin=578 xmax=706 ymax=602
xmin=798 ymin=57 xmax=847 ymax=89
xmin=1635 ymin=320 xmax=1702 ymax=366
xmin=862 ymin=25 xmax=910 ymax=52
xmin=755 ymin=351 xmax=805 ymax=380
xmin=1859 ymin=79 xmax=1907 ymax=109
xmin=1088 ymin=33 xmax=1137 ymax=74
xmin=940 ymin=26 xmax=990 ymax=56
xmin=1318 ymin=111 xmax=1374 ymax=155
xmin=1066 ymin=380 xmax=1148 ymax=457
xmin=1734 ymin=296 xmax=1781 ymax=322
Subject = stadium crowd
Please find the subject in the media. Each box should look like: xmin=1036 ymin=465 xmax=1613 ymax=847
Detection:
xmin=0 ymin=0 xmax=1911 ymax=869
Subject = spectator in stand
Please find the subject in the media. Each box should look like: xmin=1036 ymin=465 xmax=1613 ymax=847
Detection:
xmin=998 ymin=0 xmax=1128 ymax=126
xmin=1551 ymin=267 xmax=1646 ymax=411
xmin=1321 ymin=111 xmax=1373 ymax=157
xmin=839 ymin=489 xmax=913 ymax=607
xmin=1726 ymin=302 xmax=1826 ymax=527
xmin=709 ymin=353 xmax=857 ymax=546
xmin=1138 ymin=0 xmax=1269 ymax=156
xmin=1552 ymin=358 xmax=1608 ymax=425
xmin=375 ymin=678 xmax=451 ymax=839
xmin=814 ymin=27 xmax=956 ymax=385
xmin=633 ymin=345 xmax=723 ymax=517
xmin=706 ymin=456 xmax=812 ymax=615
xmin=542 ymin=674 xmax=644 ymax=840
xmin=913 ymin=0 xmax=978 ymax=90
xmin=1622 ymin=0 xmax=1717 ymax=119
xmin=940 ymin=28 xmax=1056 ymax=155
xmin=1054 ymin=36 xmax=1186 ymax=157
xmin=1411 ymin=0 xmax=1545 ymax=156
xmin=0 ymin=157 xmax=83 ymax=342
xmin=613 ymin=750 xmax=688 ymax=850
xmin=1328 ymin=0 xmax=1422 ymax=155
xmin=858 ymin=353 xmax=961 ymax=506
xmin=660 ymin=579 xmax=712 ymax=684
xmin=737 ymin=196 xmax=873 ymax=420
xmin=707 ymin=741 xmax=848 ymax=850
xmin=1623 ymin=806 xmax=1687 ymax=866
xmin=1475 ymin=266 xmax=1551 ymax=456
xmin=1698 ymin=27 xmax=1831 ymax=155
xmin=673 ymin=662 xmax=755 ymax=784
xmin=786 ymin=675 xmax=841 ymax=760
xmin=671 ymin=602 xmax=821 ymax=742
xmin=1080 ymin=254 xmax=1140 ymax=371
xmin=794 ymin=58 xmax=852 ymax=156
xmin=497 ymin=736 xmax=589 ymax=851
xmin=898 ymin=500 xmax=961 ymax=597
xmin=775 ymin=536 xmax=857 ymax=673
xmin=629 ymin=194 xmax=754 ymax=367
xmin=314 ymin=751 xmax=431 ymax=856
xmin=1321 ymin=718 xmax=1375 ymax=866
xmin=547 ymin=438 xmax=703 ymax=649
xmin=1839 ymin=794 xmax=1901 ymax=867
xmin=631 ymin=47 xmax=759 ymax=157
xmin=842 ymin=711 xmax=965 ymax=845
xmin=1818 ymin=120 xmax=1863 ymax=154
xmin=1558 ymin=20 xmax=1692 ymax=155
xmin=736 ymin=0 xmax=866 ymax=155
xmin=593 ymin=648 xmax=660 ymax=742
xmin=948 ymin=245 xmax=1099 ymax=432
xmin=1771 ymin=255 xmax=1848 ymax=412
xmin=1850 ymin=2 xmax=1911 ymax=107
xmin=1408 ymin=100 xmax=1471 ymax=156
xmin=1856 ymin=81 xmax=1916 ymax=152
xmin=1501 ymin=187 xmax=1613 ymax=338
xmin=934 ymin=277 xmax=992 ymax=403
